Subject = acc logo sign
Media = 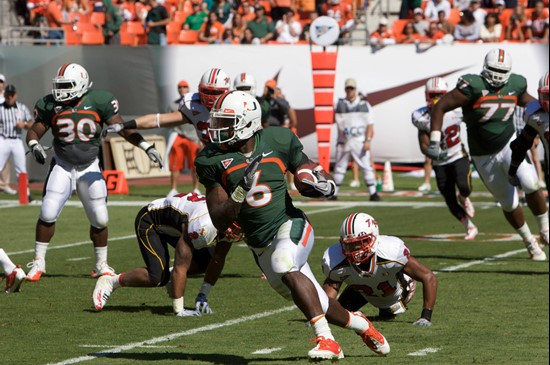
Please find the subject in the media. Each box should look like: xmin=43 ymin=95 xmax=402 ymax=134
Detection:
xmin=309 ymin=16 xmax=340 ymax=47
xmin=343 ymin=126 xmax=366 ymax=137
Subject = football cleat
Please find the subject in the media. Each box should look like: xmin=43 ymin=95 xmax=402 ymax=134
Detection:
xmin=539 ymin=230 xmax=549 ymax=246
xmin=355 ymin=312 xmax=390 ymax=356
xmin=307 ymin=336 xmax=344 ymax=361
xmin=93 ymin=275 xmax=116 ymax=311
xmin=4 ymin=265 xmax=26 ymax=293
xmin=26 ymin=258 xmax=46 ymax=281
xmin=167 ymin=188 xmax=179 ymax=197
xmin=458 ymin=195 xmax=475 ymax=218
xmin=464 ymin=225 xmax=478 ymax=241
xmin=91 ymin=262 xmax=116 ymax=278
xmin=349 ymin=180 xmax=360 ymax=188
xmin=370 ymin=193 xmax=381 ymax=202
xmin=524 ymin=237 xmax=546 ymax=261
xmin=417 ymin=182 xmax=431 ymax=192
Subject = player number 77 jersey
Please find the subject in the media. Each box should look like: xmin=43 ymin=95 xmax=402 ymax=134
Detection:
xmin=411 ymin=106 xmax=465 ymax=166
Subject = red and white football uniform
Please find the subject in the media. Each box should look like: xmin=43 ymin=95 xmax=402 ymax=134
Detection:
xmin=178 ymin=92 xmax=211 ymax=145
xmin=322 ymin=235 xmax=411 ymax=310
xmin=525 ymin=102 xmax=549 ymax=155
xmin=412 ymin=106 xmax=465 ymax=166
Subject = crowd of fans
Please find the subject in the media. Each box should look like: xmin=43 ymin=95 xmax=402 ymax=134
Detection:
xmin=8 ymin=0 xmax=549 ymax=44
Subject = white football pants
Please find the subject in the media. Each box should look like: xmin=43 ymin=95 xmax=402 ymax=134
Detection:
xmin=40 ymin=156 xmax=108 ymax=228
xmin=333 ymin=144 xmax=376 ymax=187
xmin=0 ymin=136 xmax=27 ymax=175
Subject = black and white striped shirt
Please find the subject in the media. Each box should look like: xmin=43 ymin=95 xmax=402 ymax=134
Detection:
xmin=0 ymin=101 xmax=32 ymax=138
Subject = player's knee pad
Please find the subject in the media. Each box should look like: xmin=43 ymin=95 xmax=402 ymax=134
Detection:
xmin=271 ymin=246 xmax=298 ymax=275
xmin=40 ymin=192 xmax=65 ymax=223
xmin=88 ymin=203 xmax=109 ymax=229
xmin=501 ymin=193 xmax=519 ymax=212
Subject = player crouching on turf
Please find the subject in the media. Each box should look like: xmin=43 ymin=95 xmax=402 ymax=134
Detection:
xmin=93 ymin=192 xmax=239 ymax=316
xmin=1 ymin=248 xmax=26 ymax=293
xmin=412 ymin=77 xmax=478 ymax=240
xmin=322 ymin=213 xmax=438 ymax=326
xmin=196 ymin=90 xmax=390 ymax=361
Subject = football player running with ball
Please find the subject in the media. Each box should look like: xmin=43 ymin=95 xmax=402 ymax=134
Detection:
xmin=195 ymin=90 xmax=390 ymax=361
xmin=428 ymin=49 xmax=548 ymax=261
xmin=26 ymin=63 xmax=163 ymax=281
xmin=412 ymin=77 xmax=478 ymax=240
xmin=93 ymin=192 xmax=237 ymax=316
xmin=509 ymin=72 xmax=549 ymax=190
xmin=322 ymin=213 xmax=438 ymax=326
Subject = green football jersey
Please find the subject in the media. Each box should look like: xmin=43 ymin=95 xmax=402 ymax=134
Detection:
xmin=195 ymin=127 xmax=304 ymax=248
xmin=34 ymin=89 xmax=119 ymax=166
xmin=457 ymin=73 xmax=527 ymax=156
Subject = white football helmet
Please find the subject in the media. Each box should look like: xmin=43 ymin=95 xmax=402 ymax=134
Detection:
xmin=52 ymin=63 xmax=92 ymax=102
xmin=199 ymin=68 xmax=231 ymax=109
xmin=482 ymin=49 xmax=512 ymax=88
xmin=340 ymin=213 xmax=380 ymax=276
xmin=208 ymin=90 xmax=262 ymax=146
xmin=425 ymin=77 xmax=448 ymax=108
xmin=538 ymin=71 xmax=549 ymax=112
xmin=233 ymin=72 xmax=257 ymax=96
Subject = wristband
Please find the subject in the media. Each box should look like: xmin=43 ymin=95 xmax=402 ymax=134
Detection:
xmin=156 ymin=113 xmax=160 ymax=128
xmin=421 ymin=308 xmax=433 ymax=321
xmin=429 ymin=131 xmax=441 ymax=142
xmin=138 ymin=140 xmax=152 ymax=152
xmin=28 ymin=139 xmax=39 ymax=148
xmin=123 ymin=119 xmax=137 ymax=130
xmin=173 ymin=297 xmax=184 ymax=314
xmin=199 ymin=282 xmax=213 ymax=297
xmin=230 ymin=185 xmax=247 ymax=203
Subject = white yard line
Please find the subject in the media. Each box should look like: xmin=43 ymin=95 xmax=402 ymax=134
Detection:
xmin=79 ymin=345 xmax=176 ymax=349
xmin=435 ymin=248 xmax=526 ymax=273
xmin=47 ymin=306 xmax=296 ymax=365
xmin=7 ymin=235 xmax=135 ymax=256
xmin=251 ymin=347 xmax=282 ymax=354
xmin=408 ymin=347 xmax=440 ymax=356
xmin=66 ymin=257 xmax=91 ymax=262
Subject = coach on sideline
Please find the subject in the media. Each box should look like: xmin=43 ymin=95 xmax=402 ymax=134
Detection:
xmin=0 ymin=84 xmax=33 ymax=198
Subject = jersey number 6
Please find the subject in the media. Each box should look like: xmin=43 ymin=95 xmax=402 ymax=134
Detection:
xmin=246 ymin=171 xmax=272 ymax=208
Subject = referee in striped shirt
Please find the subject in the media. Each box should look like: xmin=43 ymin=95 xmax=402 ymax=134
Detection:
xmin=0 ymin=84 xmax=33 ymax=196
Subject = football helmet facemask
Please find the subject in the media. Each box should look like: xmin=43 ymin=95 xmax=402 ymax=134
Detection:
xmin=425 ymin=77 xmax=448 ymax=108
xmin=233 ymin=72 xmax=257 ymax=96
xmin=199 ymin=68 xmax=231 ymax=109
xmin=340 ymin=213 xmax=380 ymax=276
xmin=52 ymin=63 xmax=92 ymax=102
xmin=481 ymin=49 xmax=512 ymax=88
xmin=538 ymin=71 xmax=549 ymax=113
xmin=208 ymin=90 xmax=262 ymax=146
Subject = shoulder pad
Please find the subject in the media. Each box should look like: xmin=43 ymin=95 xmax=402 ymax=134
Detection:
xmin=321 ymin=243 xmax=346 ymax=277
xmin=375 ymin=235 xmax=409 ymax=265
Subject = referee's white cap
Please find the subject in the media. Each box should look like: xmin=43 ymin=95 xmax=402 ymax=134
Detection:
xmin=0 ymin=74 xmax=5 ymax=83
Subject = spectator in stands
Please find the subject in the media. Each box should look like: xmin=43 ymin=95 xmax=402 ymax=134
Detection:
xmin=525 ymin=0 xmax=549 ymax=41
xmin=399 ymin=0 xmax=422 ymax=19
xmin=369 ymin=18 xmax=396 ymax=46
xmin=401 ymin=22 xmax=420 ymax=43
xmin=65 ymin=0 xmax=91 ymax=15
xmin=494 ymin=0 xmax=506 ymax=14
xmin=184 ymin=3 xmax=208 ymax=30
xmin=322 ymin=0 xmax=355 ymax=38
xmin=46 ymin=0 xmax=75 ymax=39
xmin=424 ymin=0 xmax=451 ymax=21
xmin=271 ymin=0 xmax=294 ymax=22
xmin=230 ymin=12 xmax=248 ymax=42
xmin=469 ymin=0 xmax=486 ymax=26
xmin=505 ymin=5 xmax=527 ymax=41
xmin=247 ymin=5 xmax=275 ymax=44
xmin=239 ymin=2 xmax=257 ymax=22
xmin=454 ymin=0 xmax=471 ymax=10
xmin=413 ymin=8 xmax=430 ymax=35
xmin=437 ymin=9 xmax=454 ymax=34
xmin=102 ymin=0 xmax=122 ymax=45
xmin=214 ymin=0 xmax=232 ymax=24
xmin=276 ymin=9 xmax=302 ymax=43
xmin=480 ymin=12 xmax=502 ymax=41
xmin=454 ymin=9 xmax=480 ymax=41
xmin=420 ymin=21 xmax=446 ymax=43
xmin=199 ymin=12 xmax=225 ymax=43
xmin=241 ymin=27 xmax=255 ymax=43
xmin=296 ymin=0 xmax=315 ymax=19
xmin=301 ymin=11 xmax=319 ymax=41
xmin=145 ymin=0 xmax=170 ymax=45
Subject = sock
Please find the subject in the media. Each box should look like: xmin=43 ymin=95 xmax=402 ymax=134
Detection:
xmin=345 ymin=311 xmax=370 ymax=334
xmin=516 ymin=223 xmax=533 ymax=241
xmin=94 ymin=246 xmax=108 ymax=267
xmin=35 ymin=241 xmax=49 ymax=260
xmin=199 ymin=281 xmax=213 ymax=296
xmin=368 ymin=184 xmax=376 ymax=195
xmin=113 ymin=274 xmax=123 ymax=289
xmin=536 ymin=213 xmax=549 ymax=233
xmin=461 ymin=217 xmax=475 ymax=228
xmin=310 ymin=314 xmax=334 ymax=340
xmin=0 ymin=248 xmax=16 ymax=274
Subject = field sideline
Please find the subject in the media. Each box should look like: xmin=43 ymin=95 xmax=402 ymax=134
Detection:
xmin=0 ymin=175 xmax=548 ymax=364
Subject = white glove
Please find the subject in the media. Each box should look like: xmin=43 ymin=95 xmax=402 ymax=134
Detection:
xmin=28 ymin=140 xmax=47 ymax=165
xmin=146 ymin=145 xmax=164 ymax=168
xmin=301 ymin=168 xmax=336 ymax=198
xmin=195 ymin=293 xmax=213 ymax=314
xmin=101 ymin=123 xmax=124 ymax=137
xmin=176 ymin=309 xmax=202 ymax=317
xmin=412 ymin=318 xmax=432 ymax=326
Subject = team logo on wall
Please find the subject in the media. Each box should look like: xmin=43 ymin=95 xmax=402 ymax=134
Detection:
xmin=310 ymin=16 xmax=340 ymax=47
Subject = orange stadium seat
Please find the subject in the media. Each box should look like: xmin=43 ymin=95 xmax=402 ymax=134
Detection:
xmin=174 ymin=10 xmax=190 ymax=24
xmin=178 ymin=29 xmax=198 ymax=44
xmin=81 ymin=31 xmax=104 ymax=45
xmin=181 ymin=0 xmax=193 ymax=13
xmin=91 ymin=12 xmax=105 ymax=25
xmin=166 ymin=21 xmax=182 ymax=44
xmin=392 ymin=19 xmax=409 ymax=39
xmin=120 ymin=23 xmax=138 ymax=46
xmin=73 ymin=21 xmax=98 ymax=35
xmin=62 ymin=24 xmax=81 ymax=45
xmin=499 ymin=8 xmax=514 ymax=26
xmin=448 ymin=8 xmax=461 ymax=25
xmin=127 ymin=21 xmax=145 ymax=35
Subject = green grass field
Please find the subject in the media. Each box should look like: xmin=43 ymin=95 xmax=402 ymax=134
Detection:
xmin=1 ymin=174 xmax=548 ymax=365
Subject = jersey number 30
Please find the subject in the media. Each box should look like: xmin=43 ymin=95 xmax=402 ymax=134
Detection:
xmin=57 ymin=118 xmax=97 ymax=143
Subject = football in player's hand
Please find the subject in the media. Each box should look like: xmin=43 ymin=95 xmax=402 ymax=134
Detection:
xmin=294 ymin=161 xmax=324 ymax=197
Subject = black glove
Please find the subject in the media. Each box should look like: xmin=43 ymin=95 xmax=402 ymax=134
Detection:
xmin=28 ymin=140 xmax=47 ymax=165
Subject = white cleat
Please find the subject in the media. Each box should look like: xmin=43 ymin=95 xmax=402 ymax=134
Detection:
xmin=167 ymin=188 xmax=179 ymax=197
xmin=464 ymin=225 xmax=478 ymax=241
xmin=308 ymin=336 xmax=344 ymax=361
xmin=26 ymin=258 xmax=46 ymax=281
xmin=91 ymin=262 xmax=116 ymax=278
xmin=4 ymin=265 xmax=26 ymax=293
xmin=539 ymin=230 xmax=549 ymax=247
xmin=192 ymin=188 xmax=202 ymax=195
xmin=418 ymin=182 xmax=431 ymax=193
xmin=93 ymin=275 xmax=116 ymax=311
xmin=524 ymin=237 xmax=546 ymax=261
xmin=349 ymin=180 xmax=360 ymax=188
